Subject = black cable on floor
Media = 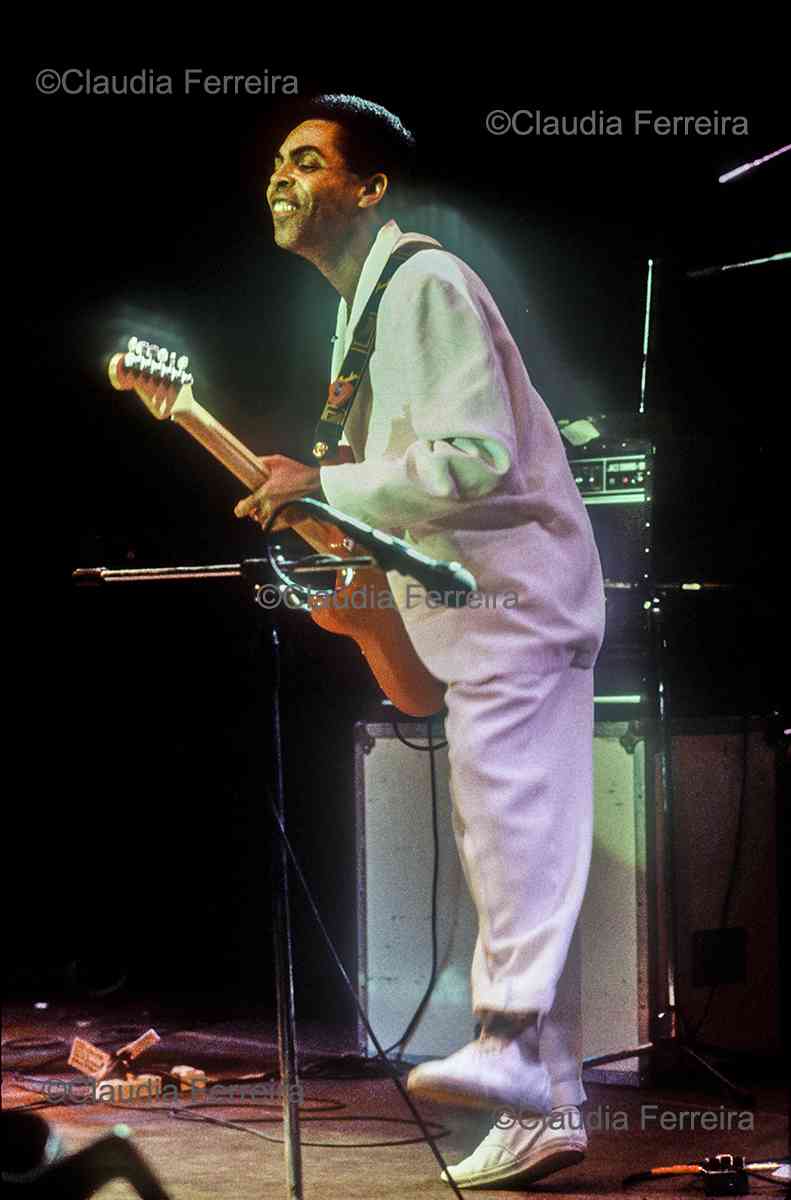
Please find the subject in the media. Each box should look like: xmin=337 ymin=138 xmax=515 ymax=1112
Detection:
xmin=8 ymin=1079 xmax=451 ymax=1153
xmin=171 ymin=1102 xmax=450 ymax=1149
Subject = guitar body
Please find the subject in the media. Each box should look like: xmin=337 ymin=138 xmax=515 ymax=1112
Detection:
xmin=108 ymin=341 xmax=445 ymax=718
xmin=287 ymin=514 xmax=444 ymax=716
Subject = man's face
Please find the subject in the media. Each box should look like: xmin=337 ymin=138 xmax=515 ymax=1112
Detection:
xmin=267 ymin=119 xmax=365 ymax=256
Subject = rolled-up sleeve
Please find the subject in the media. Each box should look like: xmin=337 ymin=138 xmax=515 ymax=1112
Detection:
xmin=320 ymin=262 xmax=515 ymax=530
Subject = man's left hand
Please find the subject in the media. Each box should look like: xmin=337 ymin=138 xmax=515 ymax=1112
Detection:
xmin=234 ymin=455 xmax=323 ymax=528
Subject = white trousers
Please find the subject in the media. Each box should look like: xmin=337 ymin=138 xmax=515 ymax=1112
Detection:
xmin=444 ymin=663 xmax=594 ymax=1108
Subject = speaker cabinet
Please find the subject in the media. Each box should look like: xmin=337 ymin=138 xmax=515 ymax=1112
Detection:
xmin=662 ymin=718 xmax=781 ymax=1055
xmin=354 ymin=720 xmax=650 ymax=1084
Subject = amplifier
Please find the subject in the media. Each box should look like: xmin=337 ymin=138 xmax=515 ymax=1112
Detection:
xmin=354 ymin=720 xmax=650 ymax=1085
xmin=570 ymin=442 xmax=652 ymax=507
xmin=568 ymin=437 xmax=654 ymax=706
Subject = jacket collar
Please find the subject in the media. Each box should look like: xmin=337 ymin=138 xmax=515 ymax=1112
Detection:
xmin=332 ymin=219 xmax=440 ymax=375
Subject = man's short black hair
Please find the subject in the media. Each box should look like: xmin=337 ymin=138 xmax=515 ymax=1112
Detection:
xmin=295 ymin=93 xmax=416 ymax=199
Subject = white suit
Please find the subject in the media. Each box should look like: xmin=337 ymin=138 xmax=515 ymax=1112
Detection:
xmin=320 ymin=220 xmax=606 ymax=1107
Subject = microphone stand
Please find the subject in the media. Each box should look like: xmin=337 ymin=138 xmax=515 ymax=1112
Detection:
xmin=581 ymin=581 xmax=753 ymax=1104
xmin=74 ymin=557 xmax=307 ymax=1198
xmin=582 ymin=250 xmax=762 ymax=1103
xmin=594 ymin=584 xmax=752 ymax=1094
xmin=73 ymin=530 xmax=467 ymax=1200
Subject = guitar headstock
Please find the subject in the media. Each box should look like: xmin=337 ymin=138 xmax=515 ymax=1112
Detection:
xmin=108 ymin=336 xmax=195 ymax=420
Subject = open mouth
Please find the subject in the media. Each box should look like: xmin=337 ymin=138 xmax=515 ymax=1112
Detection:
xmin=271 ymin=199 xmax=299 ymax=219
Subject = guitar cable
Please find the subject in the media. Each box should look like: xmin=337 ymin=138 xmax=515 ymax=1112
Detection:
xmin=262 ymin=714 xmax=448 ymax=1070
xmin=690 ymin=714 xmax=750 ymax=1042
xmin=259 ymin=493 xmax=449 ymax=1062
xmin=383 ymin=718 xmax=447 ymax=1061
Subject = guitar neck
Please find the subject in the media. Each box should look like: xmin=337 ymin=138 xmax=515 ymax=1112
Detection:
xmin=171 ymin=400 xmax=266 ymax=490
xmin=171 ymin=395 xmax=337 ymax=557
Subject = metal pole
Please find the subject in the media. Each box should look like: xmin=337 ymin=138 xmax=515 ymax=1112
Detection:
xmin=269 ymin=625 xmax=303 ymax=1199
xmin=649 ymin=594 xmax=680 ymax=1041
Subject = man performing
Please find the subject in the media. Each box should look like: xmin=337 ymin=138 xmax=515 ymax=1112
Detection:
xmin=235 ymin=94 xmax=606 ymax=1189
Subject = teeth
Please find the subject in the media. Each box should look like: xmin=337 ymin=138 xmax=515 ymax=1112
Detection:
xmin=273 ymin=200 xmax=297 ymax=213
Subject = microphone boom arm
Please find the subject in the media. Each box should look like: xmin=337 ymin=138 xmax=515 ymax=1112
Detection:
xmin=269 ymin=497 xmax=477 ymax=607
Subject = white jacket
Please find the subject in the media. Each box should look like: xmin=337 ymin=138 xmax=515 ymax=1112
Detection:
xmin=319 ymin=220 xmax=605 ymax=682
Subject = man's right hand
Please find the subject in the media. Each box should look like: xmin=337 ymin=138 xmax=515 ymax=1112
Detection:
xmin=234 ymin=454 xmax=323 ymax=529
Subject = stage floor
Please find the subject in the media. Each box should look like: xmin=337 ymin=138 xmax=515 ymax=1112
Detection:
xmin=2 ymin=999 xmax=787 ymax=1198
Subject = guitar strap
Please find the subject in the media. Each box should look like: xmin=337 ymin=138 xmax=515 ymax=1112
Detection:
xmin=311 ymin=240 xmax=440 ymax=462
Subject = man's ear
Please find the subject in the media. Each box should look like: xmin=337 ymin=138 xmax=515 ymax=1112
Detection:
xmin=358 ymin=173 xmax=389 ymax=210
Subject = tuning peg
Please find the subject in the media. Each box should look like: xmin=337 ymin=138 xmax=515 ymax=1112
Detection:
xmin=176 ymin=355 xmax=189 ymax=371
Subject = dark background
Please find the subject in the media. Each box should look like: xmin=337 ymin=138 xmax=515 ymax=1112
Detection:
xmin=10 ymin=56 xmax=788 ymax=1029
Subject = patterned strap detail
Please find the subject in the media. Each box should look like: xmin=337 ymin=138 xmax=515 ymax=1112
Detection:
xmin=311 ymin=241 xmax=439 ymax=462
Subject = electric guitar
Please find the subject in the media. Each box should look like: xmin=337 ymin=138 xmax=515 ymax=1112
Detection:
xmin=108 ymin=338 xmax=445 ymax=717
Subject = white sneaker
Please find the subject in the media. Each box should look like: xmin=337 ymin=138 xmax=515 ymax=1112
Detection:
xmin=441 ymin=1105 xmax=587 ymax=1188
xmin=406 ymin=1034 xmax=551 ymax=1113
